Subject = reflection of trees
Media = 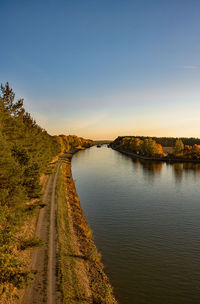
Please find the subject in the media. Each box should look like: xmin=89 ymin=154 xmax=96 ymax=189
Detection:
xmin=140 ymin=160 xmax=162 ymax=175
xmin=139 ymin=160 xmax=163 ymax=184
xmin=183 ymin=162 xmax=200 ymax=173
xmin=172 ymin=163 xmax=183 ymax=182
xmin=129 ymin=157 xmax=163 ymax=182
xmin=120 ymin=153 xmax=163 ymax=177
xmin=118 ymin=151 xmax=200 ymax=183
xmin=170 ymin=162 xmax=200 ymax=183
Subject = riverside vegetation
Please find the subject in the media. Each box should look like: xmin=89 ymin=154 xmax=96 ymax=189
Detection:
xmin=3 ymin=82 xmax=199 ymax=303
xmin=0 ymin=83 xmax=116 ymax=303
xmin=0 ymin=83 xmax=60 ymax=300
xmin=111 ymin=136 xmax=200 ymax=161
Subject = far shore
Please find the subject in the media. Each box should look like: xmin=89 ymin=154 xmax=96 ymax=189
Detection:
xmin=112 ymin=147 xmax=200 ymax=164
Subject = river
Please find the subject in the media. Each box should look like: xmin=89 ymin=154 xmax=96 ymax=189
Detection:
xmin=72 ymin=146 xmax=200 ymax=304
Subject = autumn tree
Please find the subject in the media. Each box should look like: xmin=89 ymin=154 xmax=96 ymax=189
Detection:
xmin=141 ymin=138 xmax=164 ymax=157
xmin=173 ymin=139 xmax=184 ymax=156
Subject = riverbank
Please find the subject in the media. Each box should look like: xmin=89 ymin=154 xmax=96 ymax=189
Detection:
xmin=56 ymin=153 xmax=117 ymax=304
xmin=112 ymin=147 xmax=200 ymax=163
xmin=0 ymin=145 xmax=116 ymax=303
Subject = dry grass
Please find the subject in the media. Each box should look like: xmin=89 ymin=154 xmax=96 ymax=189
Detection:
xmin=56 ymin=159 xmax=92 ymax=304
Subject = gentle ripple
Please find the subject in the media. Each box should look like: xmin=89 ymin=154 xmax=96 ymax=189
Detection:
xmin=72 ymin=146 xmax=200 ymax=304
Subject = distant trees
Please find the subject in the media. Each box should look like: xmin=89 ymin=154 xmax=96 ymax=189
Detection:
xmin=192 ymin=144 xmax=200 ymax=154
xmin=172 ymin=140 xmax=200 ymax=159
xmin=183 ymin=144 xmax=200 ymax=160
xmin=55 ymin=134 xmax=93 ymax=154
xmin=111 ymin=136 xmax=200 ymax=160
xmin=112 ymin=135 xmax=200 ymax=148
xmin=112 ymin=136 xmax=164 ymax=157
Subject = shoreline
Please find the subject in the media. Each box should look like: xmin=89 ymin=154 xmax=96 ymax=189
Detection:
xmin=112 ymin=147 xmax=200 ymax=164
xmin=56 ymin=152 xmax=118 ymax=304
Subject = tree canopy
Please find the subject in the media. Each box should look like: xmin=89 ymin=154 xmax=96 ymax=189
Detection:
xmin=0 ymin=83 xmax=93 ymax=297
xmin=111 ymin=136 xmax=165 ymax=157
xmin=173 ymin=139 xmax=184 ymax=156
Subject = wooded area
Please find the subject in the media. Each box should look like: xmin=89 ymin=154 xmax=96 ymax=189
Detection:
xmin=111 ymin=136 xmax=200 ymax=160
xmin=0 ymin=83 xmax=93 ymax=299
xmin=111 ymin=136 xmax=165 ymax=157
xmin=115 ymin=136 xmax=200 ymax=147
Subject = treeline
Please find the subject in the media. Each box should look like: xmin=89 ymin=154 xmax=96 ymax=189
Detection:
xmin=173 ymin=139 xmax=200 ymax=160
xmin=111 ymin=136 xmax=200 ymax=161
xmin=111 ymin=136 xmax=164 ymax=157
xmin=0 ymin=83 xmax=61 ymax=206
xmin=0 ymin=83 xmax=61 ymax=297
xmin=0 ymin=83 xmax=93 ymax=298
xmin=56 ymin=134 xmax=93 ymax=154
xmin=115 ymin=136 xmax=200 ymax=147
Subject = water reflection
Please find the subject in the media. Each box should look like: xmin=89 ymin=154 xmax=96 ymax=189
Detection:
xmin=137 ymin=159 xmax=162 ymax=177
xmin=172 ymin=163 xmax=184 ymax=183
xmin=72 ymin=147 xmax=200 ymax=304
xmin=118 ymin=153 xmax=162 ymax=176
xmin=119 ymin=151 xmax=200 ymax=183
xmin=172 ymin=162 xmax=200 ymax=183
xmin=75 ymin=147 xmax=200 ymax=181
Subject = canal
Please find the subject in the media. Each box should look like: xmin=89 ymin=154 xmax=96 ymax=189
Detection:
xmin=72 ymin=146 xmax=200 ymax=304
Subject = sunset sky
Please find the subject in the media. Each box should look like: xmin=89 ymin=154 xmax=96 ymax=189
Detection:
xmin=1 ymin=0 xmax=200 ymax=140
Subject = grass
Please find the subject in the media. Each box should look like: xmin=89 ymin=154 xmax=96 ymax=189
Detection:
xmin=56 ymin=160 xmax=89 ymax=303
xmin=56 ymin=155 xmax=117 ymax=304
xmin=19 ymin=236 xmax=45 ymax=250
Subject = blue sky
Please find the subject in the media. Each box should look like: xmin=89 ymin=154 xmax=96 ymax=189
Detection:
xmin=1 ymin=0 xmax=200 ymax=139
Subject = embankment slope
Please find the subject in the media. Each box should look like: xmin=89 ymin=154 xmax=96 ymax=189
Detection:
xmin=56 ymin=153 xmax=118 ymax=304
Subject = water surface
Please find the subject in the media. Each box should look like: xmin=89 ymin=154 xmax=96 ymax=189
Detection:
xmin=72 ymin=146 xmax=200 ymax=304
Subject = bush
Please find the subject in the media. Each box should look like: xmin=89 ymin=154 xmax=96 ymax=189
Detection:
xmin=19 ymin=236 xmax=45 ymax=250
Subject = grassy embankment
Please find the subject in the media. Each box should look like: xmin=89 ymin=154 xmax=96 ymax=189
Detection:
xmin=56 ymin=153 xmax=117 ymax=304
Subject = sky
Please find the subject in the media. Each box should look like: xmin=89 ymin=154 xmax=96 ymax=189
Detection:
xmin=0 ymin=0 xmax=200 ymax=140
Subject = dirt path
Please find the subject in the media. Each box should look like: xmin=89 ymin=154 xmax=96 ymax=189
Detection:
xmin=23 ymin=160 xmax=62 ymax=304
xmin=47 ymin=160 xmax=62 ymax=304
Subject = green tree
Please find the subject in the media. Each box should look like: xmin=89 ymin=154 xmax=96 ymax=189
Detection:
xmin=173 ymin=139 xmax=184 ymax=156
xmin=141 ymin=138 xmax=157 ymax=156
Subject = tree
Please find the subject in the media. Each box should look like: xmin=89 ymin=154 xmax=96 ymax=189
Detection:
xmin=173 ymin=139 xmax=184 ymax=156
xmin=129 ymin=138 xmax=142 ymax=153
xmin=0 ymin=82 xmax=24 ymax=116
xmin=141 ymin=138 xmax=163 ymax=157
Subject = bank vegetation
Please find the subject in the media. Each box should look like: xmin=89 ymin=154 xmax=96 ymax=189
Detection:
xmin=56 ymin=154 xmax=117 ymax=304
xmin=111 ymin=136 xmax=200 ymax=161
xmin=0 ymin=83 xmax=97 ymax=303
